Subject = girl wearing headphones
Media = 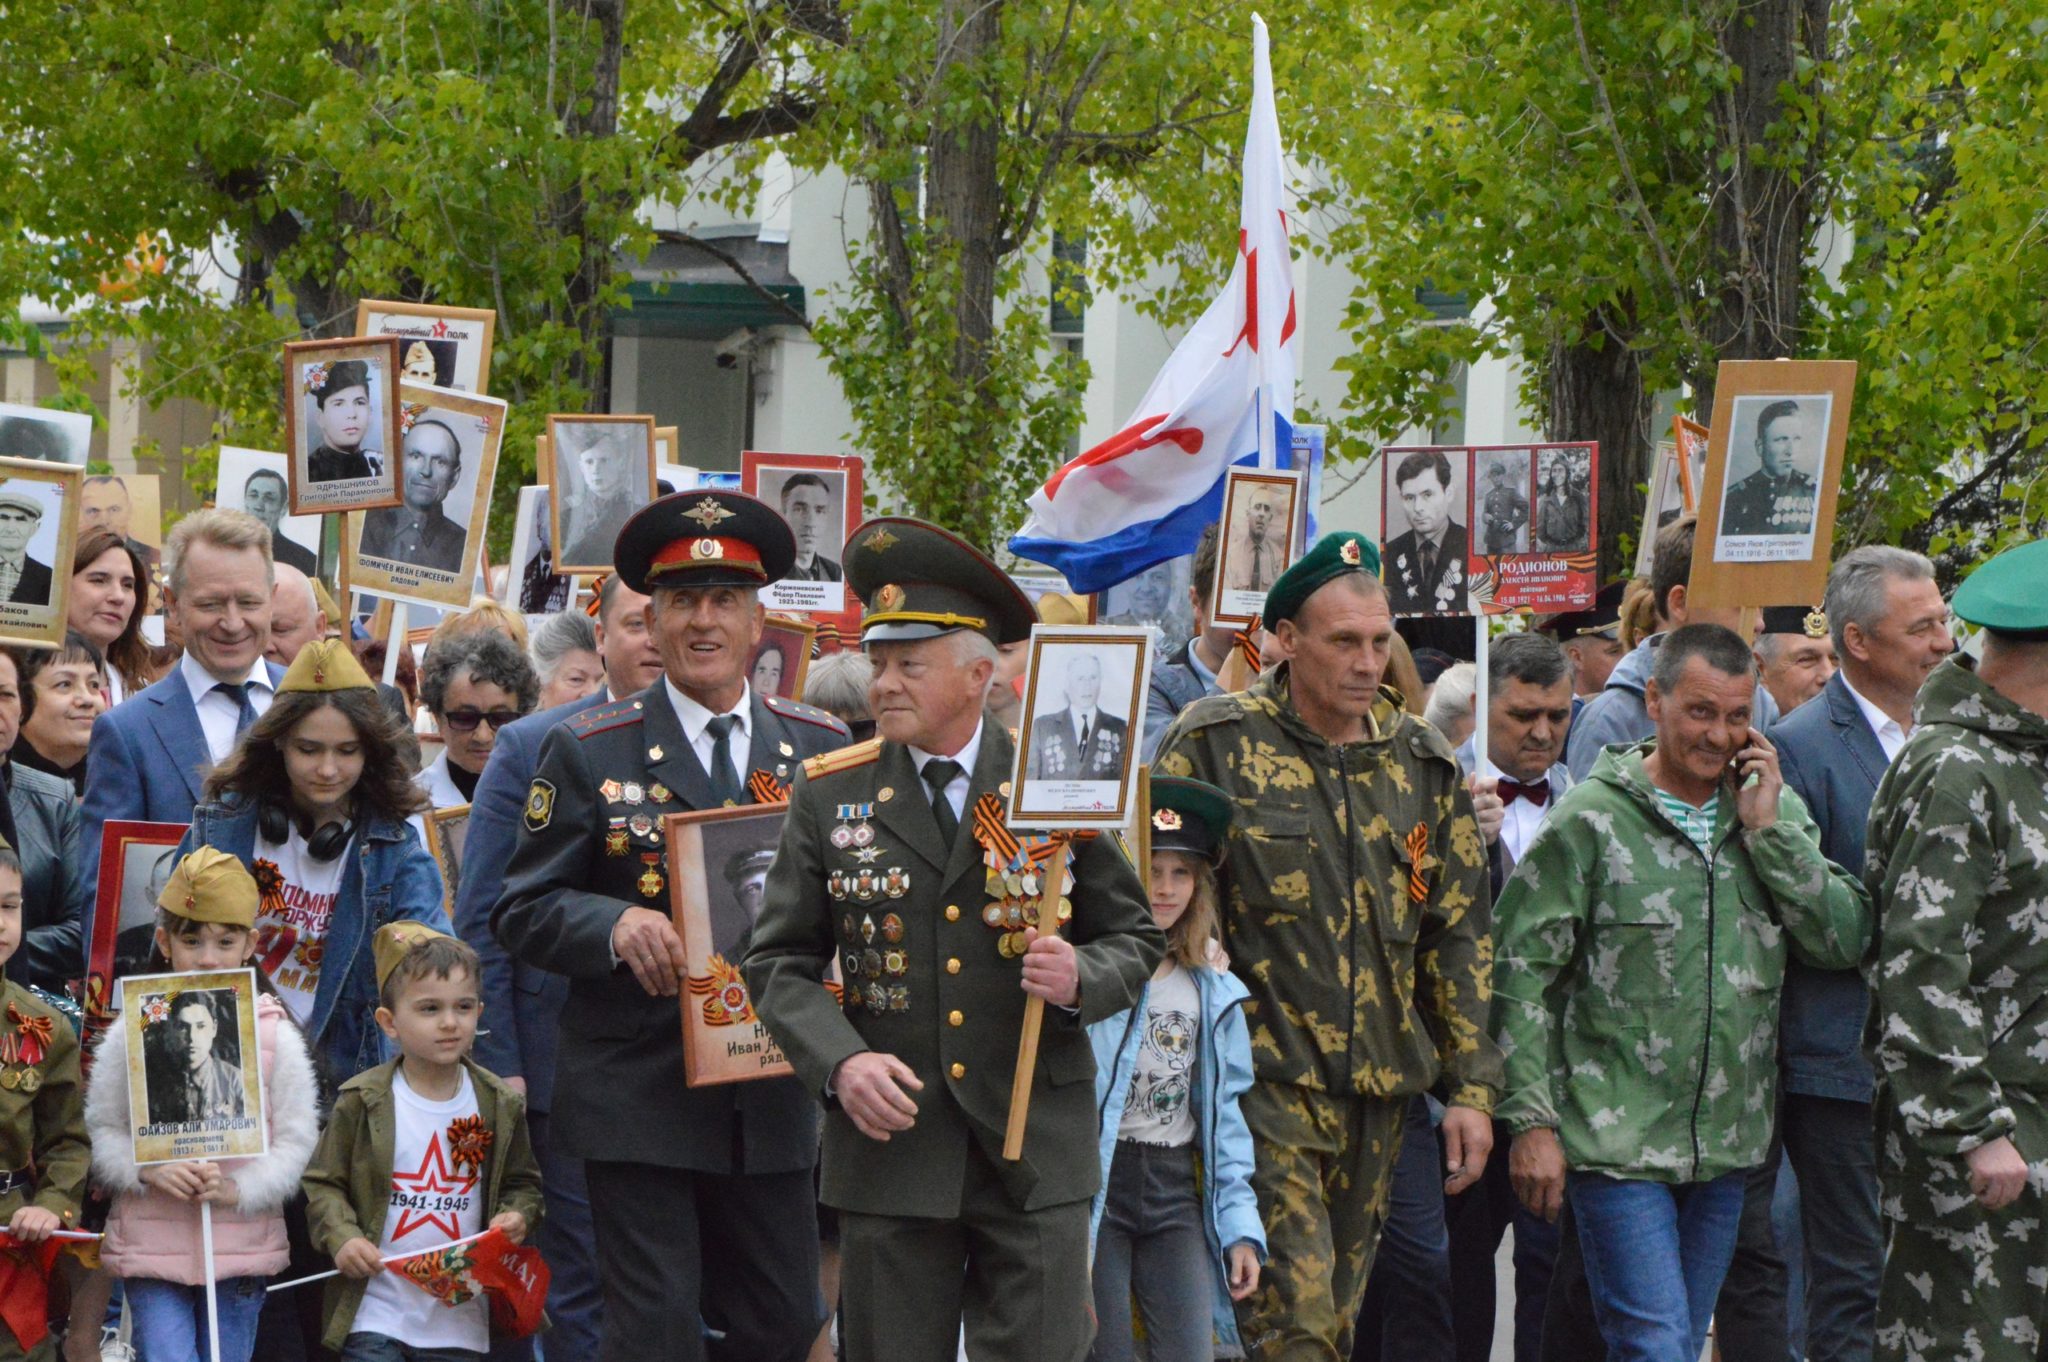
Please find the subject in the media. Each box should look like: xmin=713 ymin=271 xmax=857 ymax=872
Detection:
xmin=177 ymin=638 xmax=452 ymax=1085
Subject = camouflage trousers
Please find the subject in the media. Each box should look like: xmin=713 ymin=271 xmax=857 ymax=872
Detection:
xmin=1235 ymin=1082 xmax=1408 ymax=1362
xmin=1875 ymin=1107 xmax=2048 ymax=1362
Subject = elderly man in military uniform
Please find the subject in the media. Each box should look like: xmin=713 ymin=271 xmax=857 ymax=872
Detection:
xmin=1721 ymin=399 xmax=1819 ymax=536
xmin=1024 ymin=652 xmax=1128 ymax=782
xmin=1865 ymin=539 xmax=2048 ymax=1362
xmin=1155 ymin=531 xmax=1501 ymax=1361
xmin=744 ymin=518 xmax=1161 ymax=1362
xmin=495 ymin=489 xmax=852 ymax=1362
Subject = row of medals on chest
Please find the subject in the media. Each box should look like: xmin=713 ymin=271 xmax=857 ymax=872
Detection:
xmin=829 ymin=804 xmax=1074 ymax=1014
xmin=600 ymin=779 xmax=675 ymax=900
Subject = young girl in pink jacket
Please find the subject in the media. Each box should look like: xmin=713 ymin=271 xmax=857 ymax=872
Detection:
xmin=85 ymin=849 xmax=319 ymax=1362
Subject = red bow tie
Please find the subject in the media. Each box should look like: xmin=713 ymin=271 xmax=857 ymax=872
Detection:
xmin=1498 ymin=777 xmax=1551 ymax=806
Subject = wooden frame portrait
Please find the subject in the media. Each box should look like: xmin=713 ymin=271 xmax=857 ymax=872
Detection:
xmin=1381 ymin=446 xmax=1472 ymax=617
xmin=665 ymin=804 xmax=798 ymax=1087
xmin=1689 ymin=360 xmax=1857 ymax=609
xmin=1010 ymin=625 xmax=1153 ymax=830
xmin=87 ymin=821 xmax=190 ymax=1034
xmin=123 ymin=967 xmax=266 ymax=1165
xmin=424 ymin=805 xmax=471 ymax=915
xmin=1093 ymin=556 xmax=1196 ymax=666
xmin=1673 ymin=414 xmax=1710 ymax=511
xmin=283 ymin=336 xmax=404 ymax=515
xmin=546 ymin=415 xmax=656 ymax=574
xmin=1210 ymin=466 xmax=1305 ymax=630
xmin=655 ymin=426 xmax=680 ymax=478
xmin=741 ymin=451 xmax=864 ymax=617
xmin=354 ymin=300 xmax=497 ymax=395
xmin=748 ymin=615 xmax=816 ymax=702
xmin=1637 ymin=440 xmax=1688 ymax=578
xmin=0 ymin=457 xmax=82 ymax=648
xmin=0 ymin=402 xmax=91 ymax=466
xmin=345 ymin=385 xmax=506 ymax=609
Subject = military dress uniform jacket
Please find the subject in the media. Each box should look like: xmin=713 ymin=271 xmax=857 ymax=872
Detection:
xmin=0 ymin=980 xmax=88 ymax=1229
xmin=1024 ymin=708 xmax=1128 ymax=781
xmin=494 ymin=682 xmax=849 ymax=1174
xmin=1155 ymin=667 xmax=1502 ymax=1108
xmin=1720 ymin=468 xmax=1818 ymax=536
xmin=743 ymin=724 xmax=1161 ymax=1219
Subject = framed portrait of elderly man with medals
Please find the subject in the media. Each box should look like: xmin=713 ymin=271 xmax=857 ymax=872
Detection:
xmin=123 ymin=967 xmax=267 ymax=1165
xmin=1210 ymin=466 xmax=1304 ymax=630
xmin=354 ymin=299 xmax=497 ymax=395
xmin=665 ymin=805 xmax=802 ymax=1087
xmin=0 ymin=457 xmax=81 ymax=647
xmin=1012 ymin=625 xmax=1153 ymax=829
xmin=345 ymin=385 xmax=505 ymax=609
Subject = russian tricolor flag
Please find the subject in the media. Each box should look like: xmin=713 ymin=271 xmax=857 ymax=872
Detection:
xmin=1010 ymin=15 xmax=1299 ymax=594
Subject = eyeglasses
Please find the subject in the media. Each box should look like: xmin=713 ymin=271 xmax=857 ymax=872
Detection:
xmin=440 ymin=707 xmax=523 ymax=733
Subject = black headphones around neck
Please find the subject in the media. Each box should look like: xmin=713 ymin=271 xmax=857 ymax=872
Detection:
xmin=259 ymin=802 xmax=354 ymax=862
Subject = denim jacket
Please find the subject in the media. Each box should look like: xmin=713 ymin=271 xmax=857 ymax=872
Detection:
xmin=180 ymin=798 xmax=451 ymax=1085
xmin=1088 ymin=962 xmax=1266 ymax=1352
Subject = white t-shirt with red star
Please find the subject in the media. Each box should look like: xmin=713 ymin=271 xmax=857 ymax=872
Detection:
xmin=351 ymin=1067 xmax=489 ymax=1352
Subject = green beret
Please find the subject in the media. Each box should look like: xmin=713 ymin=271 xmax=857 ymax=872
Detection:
xmin=1262 ymin=531 xmax=1382 ymax=627
xmin=1146 ymin=777 xmax=1233 ymax=865
xmin=1954 ymin=540 xmax=2048 ymax=640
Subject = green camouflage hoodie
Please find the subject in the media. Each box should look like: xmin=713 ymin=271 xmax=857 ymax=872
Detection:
xmin=1493 ymin=741 xmax=1870 ymax=1183
xmin=1866 ymin=656 xmax=2048 ymax=1158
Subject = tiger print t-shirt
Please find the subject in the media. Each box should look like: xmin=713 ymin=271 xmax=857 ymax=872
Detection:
xmin=1117 ymin=964 xmax=1199 ymax=1147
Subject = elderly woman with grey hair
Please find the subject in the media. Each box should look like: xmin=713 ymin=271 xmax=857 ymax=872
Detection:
xmin=1423 ymin=660 xmax=1478 ymax=750
xmin=417 ymin=630 xmax=539 ymax=809
xmin=530 ymin=608 xmax=605 ymax=710
xmin=801 ymin=649 xmax=875 ymax=741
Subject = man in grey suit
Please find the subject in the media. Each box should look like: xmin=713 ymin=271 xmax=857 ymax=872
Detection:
xmin=455 ymin=574 xmax=662 ymax=1361
xmin=1771 ymin=546 xmax=1953 ymax=1361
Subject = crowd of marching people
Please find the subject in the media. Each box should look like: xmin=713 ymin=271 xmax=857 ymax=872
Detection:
xmin=0 ymin=483 xmax=2043 ymax=1362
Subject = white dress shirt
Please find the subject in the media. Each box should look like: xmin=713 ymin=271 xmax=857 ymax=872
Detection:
xmin=909 ymin=722 xmax=983 ymax=821
xmin=180 ymin=652 xmax=276 ymax=763
xmin=1476 ymin=751 xmax=1560 ymax=865
xmin=664 ymin=676 xmax=751 ymax=789
xmin=1069 ymin=707 xmax=1101 ymax=749
xmin=1839 ymin=671 xmax=1909 ymax=763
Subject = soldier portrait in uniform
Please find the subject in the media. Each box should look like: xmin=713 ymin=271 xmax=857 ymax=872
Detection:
xmin=668 ymin=805 xmax=800 ymax=1087
xmin=1713 ymin=393 xmax=1830 ymax=563
xmin=123 ymin=967 xmax=266 ymax=1162
xmin=0 ymin=402 xmax=91 ymax=465
xmin=1476 ymin=448 xmax=1531 ymax=555
xmin=350 ymin=387 xmax=505 ymax=608
xmin=355 ymin=299 xmax=496 ymax=393
xmin=547 ymin=414 xmax=656 ymax=573
xmin=745 ymin=452 xmax=864 ymax=616
xmin=283 ymin=335 xmax=404 ymax=514
xmin=1211 ymin=466 xmax=1305 ymax=629
xmin=1381 ymin=447 xmax=1471 ymax=615
xmin=0 ymin=460 xmax=81 ymax=644
xmin=1015 ymin=628 xmax=1151 ymax=825
xmin=507 ymin=484 xmax=570 ymax=615
xmin=1097 ymin=556 xmax=1195 ymax=663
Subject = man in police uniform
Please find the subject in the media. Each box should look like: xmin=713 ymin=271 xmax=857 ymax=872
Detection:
xmin=495 ymin=490 xmax=852 ymax=1362
xmin=1721 ymin=399 xmax=1819 ymax=536
xmin=744 ymin=518 xmax=1162 ymax=1362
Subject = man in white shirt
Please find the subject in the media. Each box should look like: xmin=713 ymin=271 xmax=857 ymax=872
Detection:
xmin=1024 ymin=653 xmax=1128 ymax=781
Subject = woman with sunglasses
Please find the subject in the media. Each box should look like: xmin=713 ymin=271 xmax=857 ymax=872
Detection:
xmin=417 ymin=631 xmax=538 ymax=809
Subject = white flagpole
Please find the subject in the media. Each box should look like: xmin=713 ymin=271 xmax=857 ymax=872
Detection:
xmin=201 ymin=1201 xmax=222 ymax=1362
xmin=382 ymin=601 xmax=407 ymax=685
xmin=265 ymin=1229 xmax=495 ymax=1294
xmin=1473 ymin=616 xmax=1491 ymax=777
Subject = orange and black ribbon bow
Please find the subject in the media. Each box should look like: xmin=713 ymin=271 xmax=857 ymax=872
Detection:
xmin=7 ymin=1006 xmax=53 ymax=1065
xmin=1233 ymin=624 xmax=1263 ymax=675
xmin=747 ymin=769 xmax=789 ymax=806
xmin=972 ymin=794 xmax=1022 ymax=863
xmin=1404 ymin=823 xmax=1430 ymax=903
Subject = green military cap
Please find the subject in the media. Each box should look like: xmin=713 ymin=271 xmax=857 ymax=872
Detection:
xmin=613 ymin=490 xmax=796 ymax=594
xmin=0 ymin=489 xmax=45 ymax=520
xmin=1953 ymin=539 xmax=2048 ymax=640
xmin=1262 ymin=531 xmax=1383 ymax=627
xmin=845 ymin=517 xmax=1037 ymax=645
xmin=373 ymin=921 xmax=456 ymax=993
xmin=1540 ymin=580 xmax=1625 ymax=641
xmin=280 ymin=638 xmax=375 ymax=693
xmin=723 ymin=847 xmax=775 ymax=886
xmin=159 ymin=848 xmax=259 ymax=928
xmin=1759 ymin=604 xmax=1829 ymax=639
xmin=1146 ymin=777 xmax=1233 ymax=865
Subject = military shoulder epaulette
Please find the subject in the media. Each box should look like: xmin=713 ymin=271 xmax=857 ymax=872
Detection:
xmin=802 ymin=737 xmax=883 ymax=780
xmin=568 ymin=696 xmax=645 ymax=740
xmin=764 ymin=693 xmax=850 ymax=735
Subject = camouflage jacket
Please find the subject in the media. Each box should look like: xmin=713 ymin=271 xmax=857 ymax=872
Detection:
xmin=1866 ymin=657 xmax=2048 ymax=1158
xmin=1493 ymin=742 xmax=1870 ymax=1183
xmin=1154 ymin=666 xmax=1501 ymax=1108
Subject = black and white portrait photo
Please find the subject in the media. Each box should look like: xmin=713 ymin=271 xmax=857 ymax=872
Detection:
xmin=0 ymin=403 xmax=91 ymax=466
xmin=217 ymin=447 xmax=321 ymax=577
xmin=702 ymin=820 xmax=781 ymax=965
xmin=1211 ymin=468 xmax=1303 ymax=629
xmin=0 ymin=460 xmax=80 ymax=646
xmin=1098 ymin=556 xmax=1195 ymax=663
xmin=124 ymin=968 xmax=266 ymax=1162
xmin=119 ymin=842 xmax=183 ymax=980
xmin=747 ymin=618 xmax=814 ymax=701
xmin=1533 ymin=447 xmax=1592 ymax=554
xmin=1382 ymin=448 xmax=1470 ymax=616
xmin=350 ymin=388 xmax=504 ymax=608
xmin=1636 ymin=442 xmax=1688 ymax=577
xmin=667 ymin=805 xmax=799 ymax=1087
xmin=745 ymin=453 xmax=862 ymax=615
xmin=142 ymin=989 xmax=245 ymax=1125
xmin=548 ymin=416 xmax=656 ymax=572
xmin=1713 ymin=393 xmax=1830 ymax=563
xmin=508 ymin=485 xmax=571 ymax=615
xmin=0 ymin=485 xmax=57 ymax=608
xmin=1475 ymin=448 xmax=1532 ymax=556
xmin=283 ymin=337 xmax=403 ymax=514
xmin=1012 ymin=628 xmax=1152 ymax=828
xmin=355 ymin=300 xmax=496 ymax=394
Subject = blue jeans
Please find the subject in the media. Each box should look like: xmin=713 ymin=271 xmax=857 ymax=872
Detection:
xmin=1568 ymin=1170 xmax=1747 ymax=1362
xmin=1351 ymin=1095 xmax=1454 ymax=1362
xmin=341 ymin=1333 xmax=485 ymax=1362
xmin=1090 ymin=1140 xmax=1215 ymax=1362
xmin=125 ymin=1275 xmax=266 ymax=1362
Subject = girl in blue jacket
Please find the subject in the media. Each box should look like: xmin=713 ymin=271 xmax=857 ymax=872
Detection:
xmin=1088 ymin=776 xmax=1264 ymax=1361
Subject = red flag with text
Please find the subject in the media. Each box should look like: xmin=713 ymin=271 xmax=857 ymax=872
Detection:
xmin=0 ymin=1231 xmax=62 ymax=1350
xmin=389 ymin=1228 xmax=550 ymax=1338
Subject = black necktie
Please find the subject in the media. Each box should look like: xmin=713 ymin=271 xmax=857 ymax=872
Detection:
xmin=1078 ymin=714 xmax=1092 ymax=752
xmin=705 ymin=714 xmax=741 ymax=805
xmin=1498 ymin=777 xmax=1551 ymax=806
xmin=922 ymin=759 xmax=963 ymax=845
xmin=215 ymin=681 xmax=258 ymax=737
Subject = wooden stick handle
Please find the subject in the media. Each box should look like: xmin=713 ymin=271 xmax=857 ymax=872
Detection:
xmin=1002 ymin=842 xmax=1073 ymax=1160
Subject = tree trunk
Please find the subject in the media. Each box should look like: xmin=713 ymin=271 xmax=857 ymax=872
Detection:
xmin=1546 ymin=303 xmax=1655 ymax=583
xmin=557 ymin=0 xmax=627 ymax=405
